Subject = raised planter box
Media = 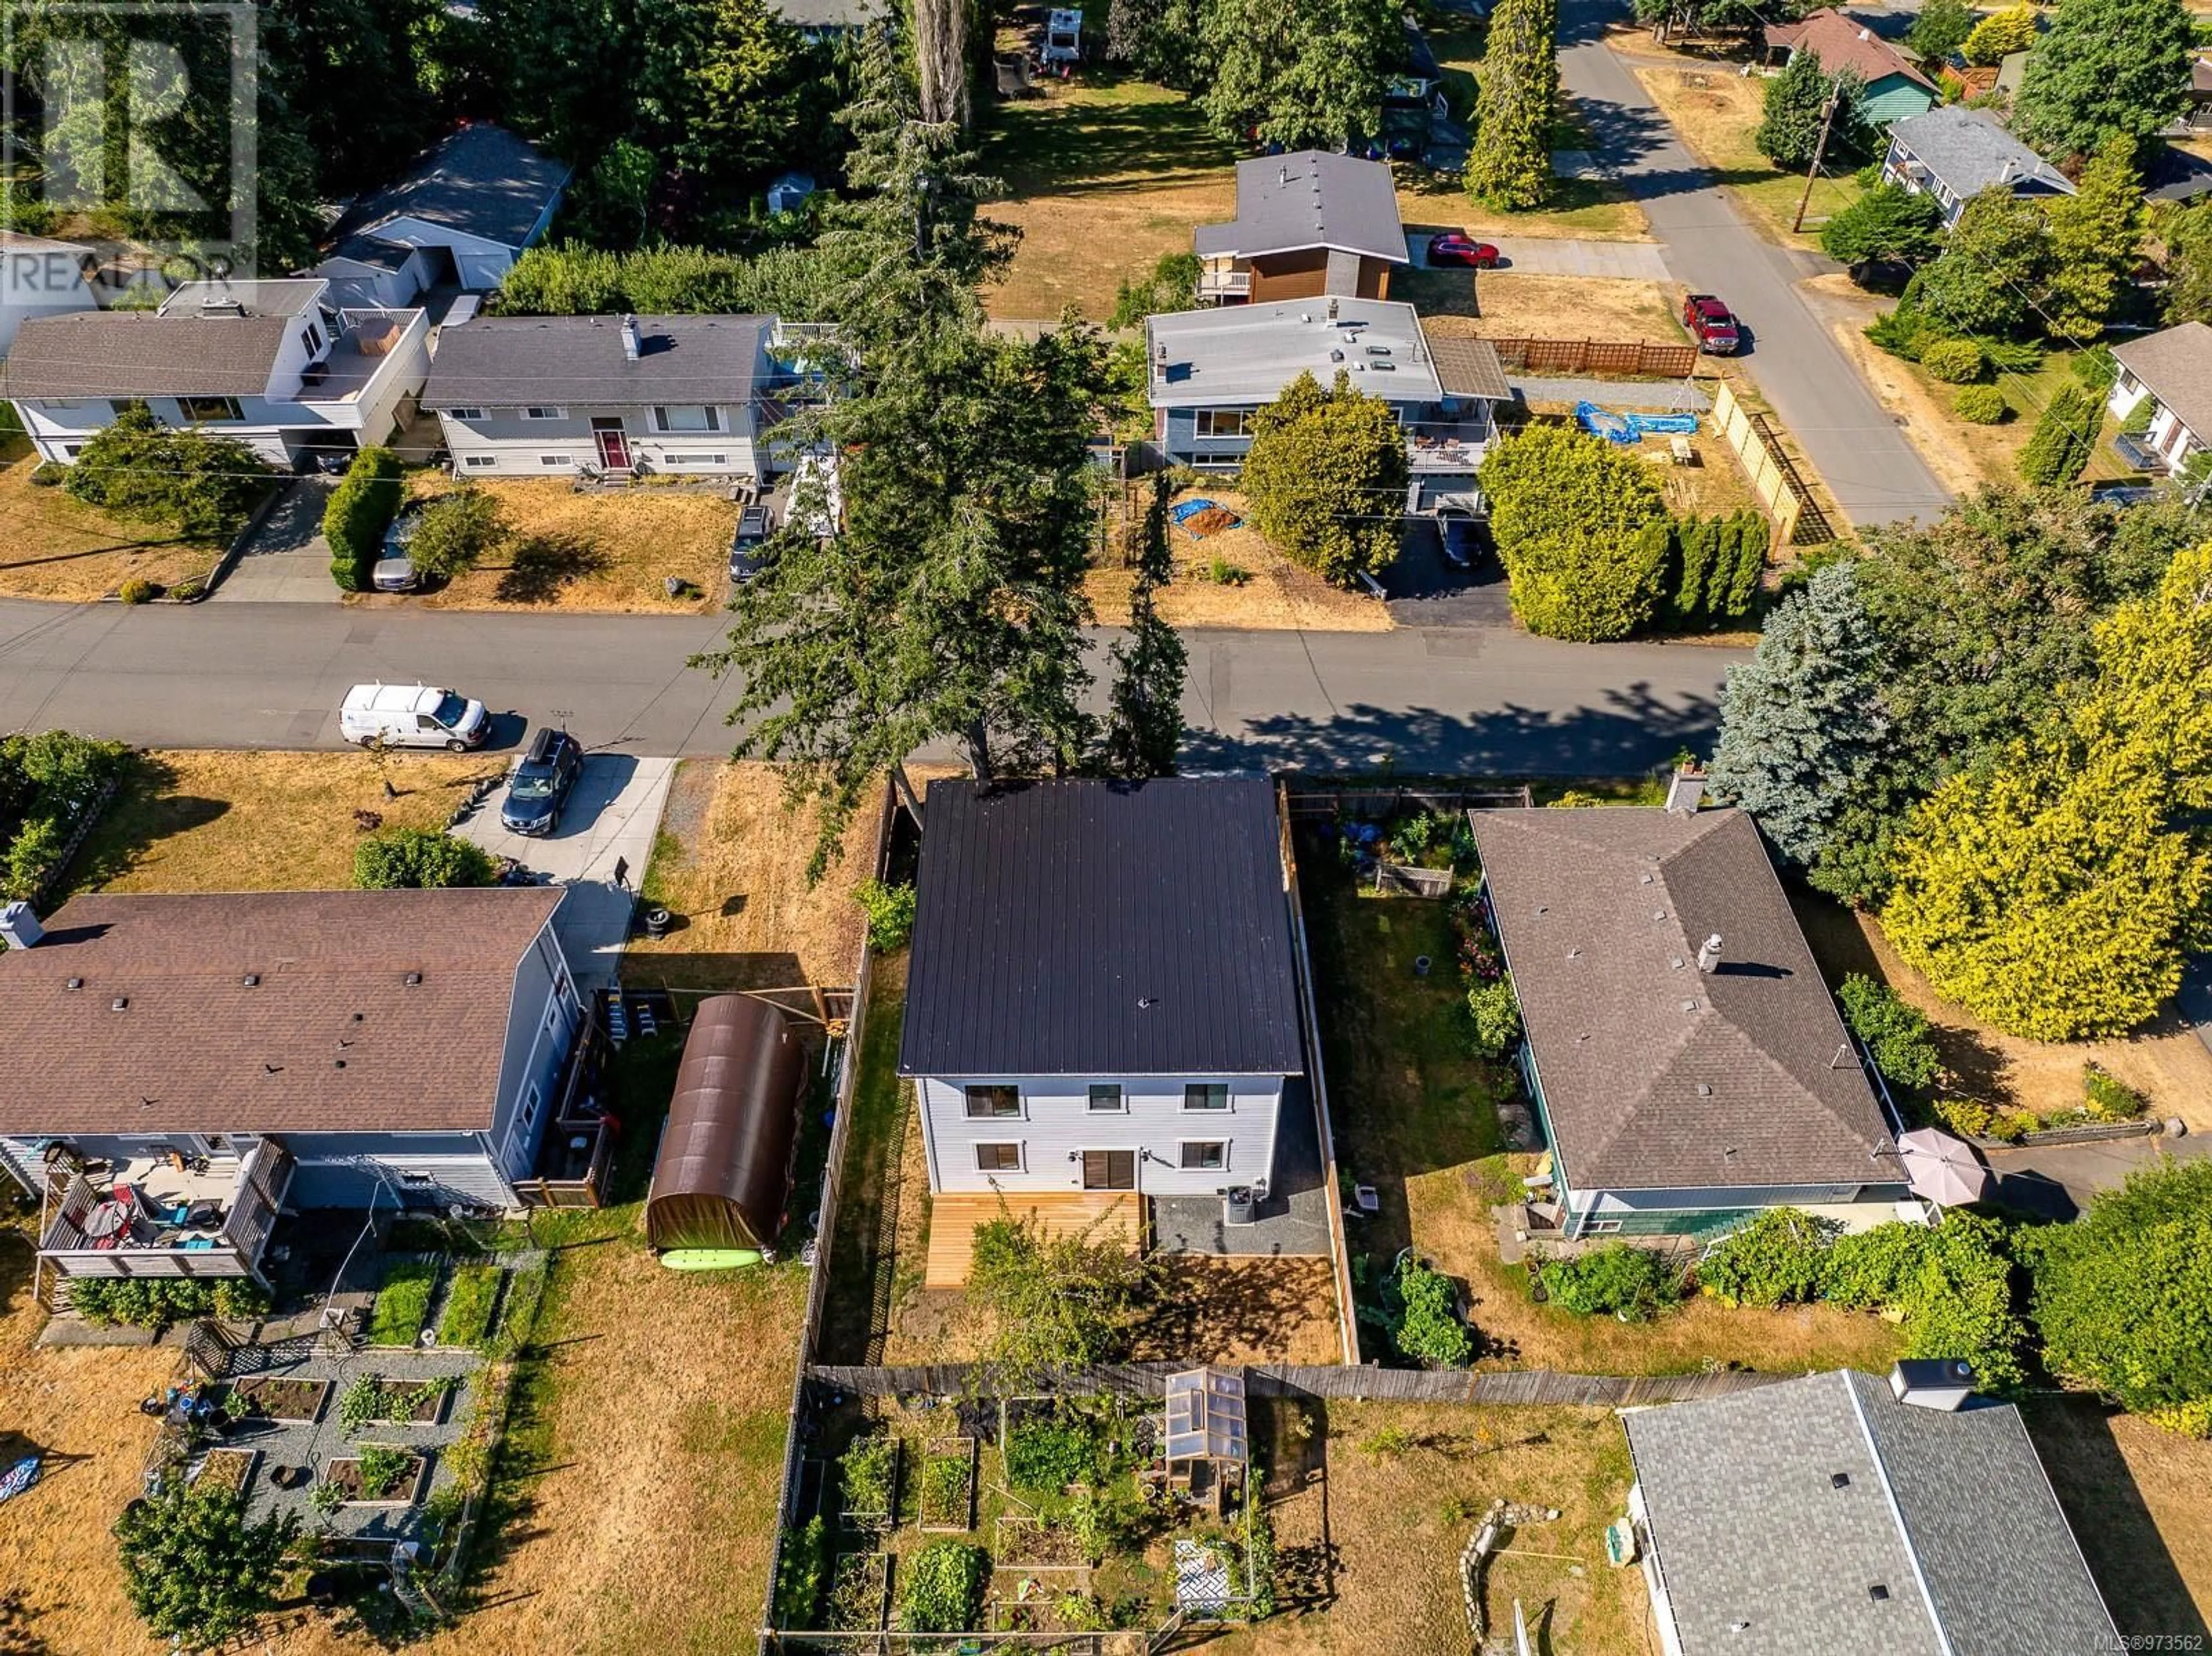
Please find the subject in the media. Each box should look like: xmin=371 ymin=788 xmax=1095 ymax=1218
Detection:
xmin=325 ymin=1448 xmax=433 ymax=1507
xmin=838 ymin=1437 xmax=901 ymax=1534
xmin=827 ymin=1551 xmax=892 ymax=1632
xmin=229 ymin=1375 xmax=331 ymax=1424
xmin=917 ymin=1435 xmax=978 ymax=1533
xmin=191 ymin=1447 xmax=260 ymax=1496
xmin=347 ymin=1377 xmax=456 ymax=1426
xmin=994 ymin=1514 xmax=1086 ymax=1570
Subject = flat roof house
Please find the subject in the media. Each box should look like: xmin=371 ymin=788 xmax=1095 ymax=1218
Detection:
xmin=2108 ymin=321 xmax=2212 ymax=478
xmin=309 ymin=122 xmax=572 ymax=308
xmin=1194 ymin=151 xmax=1408 ymax=305
xmin=1622 ymin=1367 xmax=2121 ymax=1655
xmin=1143 ymin=297 xmax=1508 ymax=500
xmin=1467 ymin=804 xmax=1911 ymax=1242
xmin=0 ymin=888 xmax=603 ymax=1286
xmin=419 ymin=312 xmax=783 ymax=480
xmin=1764 ymin=9 xmax=1936 ymax=128
xmin=2 ymin=277 xmax=430 ymax=471
xmin=1880 ymin=105 xmax=2074 ymax=228
xmin=896 ymin=778 xmax=1305 ymax=1286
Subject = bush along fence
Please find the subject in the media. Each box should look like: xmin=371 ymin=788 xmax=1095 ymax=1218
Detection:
xmin=801 ymin=1362 xmax=1786 ymax=1408
xmin=0 ymin=732 xmax=127 ymax=907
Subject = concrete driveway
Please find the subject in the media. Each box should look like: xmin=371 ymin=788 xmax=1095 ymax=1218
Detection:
xmin=456 ymin=753 xmax=678 ymax=992
xmin=213 ymin=479 xmax=339 ymax=603
xmin=1980 ymin=1131 xmax=2209 ymax=1223
xmin=1402 ymin=230 xmax=1671 ymax=281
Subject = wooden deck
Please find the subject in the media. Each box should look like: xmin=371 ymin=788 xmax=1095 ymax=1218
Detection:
xmin=923 ymin=1190 xmax=1142 ymax=1289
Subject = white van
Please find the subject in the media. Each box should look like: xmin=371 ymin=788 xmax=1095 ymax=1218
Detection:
xmin=339 ymin=682 xmax=490 ymax=751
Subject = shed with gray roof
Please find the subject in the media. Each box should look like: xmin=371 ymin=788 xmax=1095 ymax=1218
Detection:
xmin=1622 ymin=1369 xmax=2122 ymax=1656
xmin=1468 ymin=805 xmax=1908 ymax=1240
xmin=1881 ymin=106 xmax=2074 ymax=227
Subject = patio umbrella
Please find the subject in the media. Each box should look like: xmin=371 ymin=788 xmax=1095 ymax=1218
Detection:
xmin=1897 ymin=1127 xmax=1991 ymax=1207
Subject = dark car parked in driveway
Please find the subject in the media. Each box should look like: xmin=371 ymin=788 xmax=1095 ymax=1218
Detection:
xmin=501 ymin=727 xmax=584 ymax=836
xmin=729 ymin=503 xmax=775 ymax=585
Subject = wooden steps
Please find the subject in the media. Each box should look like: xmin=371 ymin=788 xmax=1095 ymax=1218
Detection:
xmin=922 ymin=1191 xmax=1142 ymax=1290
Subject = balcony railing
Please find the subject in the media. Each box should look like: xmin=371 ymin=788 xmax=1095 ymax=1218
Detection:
xmin=1407 ymin=418 xmax=1493 ymax=473
xmin=1198 ymin=268 xmax=1253 ymax=301
xmin=39 ymin=1138 xmax=294 ymax=1281
xmin=516 ymin=1014 xmax=615 ymax=1210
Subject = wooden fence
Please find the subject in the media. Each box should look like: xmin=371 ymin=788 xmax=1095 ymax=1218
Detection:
xmin=804 ymin=1361 xmax=1789 ymax=1408
xmin=1710 ymin=381 xmax=1832 ymax=547
xmin=1486 ymin=336 xmax=1699 ymax=379
xmin=1282 ymin=783 xmax=1534 ymax=822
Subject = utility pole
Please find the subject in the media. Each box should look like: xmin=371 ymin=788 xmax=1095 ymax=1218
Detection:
xmin=1791 ymin=85 xmax=1842 ymax=236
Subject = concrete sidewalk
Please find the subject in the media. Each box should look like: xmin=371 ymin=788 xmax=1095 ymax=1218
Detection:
xmin=1510 ymin=374 xmax=1710 ymax=410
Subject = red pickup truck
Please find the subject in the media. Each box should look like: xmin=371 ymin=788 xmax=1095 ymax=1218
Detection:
xmin=1682 ymin=293 xmax=1740 ymax=355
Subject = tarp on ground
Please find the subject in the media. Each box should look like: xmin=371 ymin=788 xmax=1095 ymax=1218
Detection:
xmin=644 ymin=995 xmax=806 ymax=1252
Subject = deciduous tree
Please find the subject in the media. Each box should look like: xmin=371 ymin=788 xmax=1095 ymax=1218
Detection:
xmin=405 ymin=487 xmax=508 ymax=582
xmin=1904 ymin=0 xmax=1975 ymax=62
xmin=1478 ymin=425 xmax=1668 ymax=640
xmin=2157 ymin=200 xmax=2212 ymax=326
xmin=1466 ymin=0 xmax=1557 ymax=210
xmin=2014 ymin=0 xmax=2194 ymax=158
xmin=1238 ymin=370 xmax=1408 ymax=585
xmin=2042 ymin=135 xmax=2145 ymax=340
xmin=1961 ymin=3 xmax=2037 ymax=66
xmin=115 ymin=1479 xmax=300 ymax=1646
xmin=1915 ymin=190 xmax=2050 ymax=336
xmin=1198 ymin=0 xmax=1402 ymax=152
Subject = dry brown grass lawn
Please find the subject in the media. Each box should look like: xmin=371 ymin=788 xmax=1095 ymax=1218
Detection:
xmin=1088 ymin=488 xmax=1391 ymax=632
xmin=1209 ymin=1400 xmax=1656 ymax=1656
xmin=1397 ymin=168 xmax=1652 ymax=245
xmin=1410 ymin=274 xmax=1681 ymax=339
xmin=1135 ymin=1257 xmax=1344 ymax=1365
xmin=1793 ymin=892 xmax=2212 ymax=1132
xmin=626 ymin=760 xmax=877 ymax=995
xmin=1631 ymin=66 xmax=1863 ymax=249
xmin=391 ymin=477 xmax=737 ymax=614
xmin=0 ymin=441 xmax=226 ymax=602
xmin=69 ymin=749 xmax=504 ymax=896
xmin=0 ymin=1225 xmax=176 ymax=1656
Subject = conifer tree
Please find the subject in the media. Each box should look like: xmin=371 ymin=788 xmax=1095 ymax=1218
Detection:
xmin=1103 ymin=472 xmax=1189 ymax=779
xmin=1465 ymin=0 xmax=1557 ymax=210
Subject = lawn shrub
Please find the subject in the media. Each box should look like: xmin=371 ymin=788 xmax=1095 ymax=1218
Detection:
xmin=354 ymin=827 xmax=497 ymax=889
xmin=323 ymin=446 xmax=404 ymax=590
xmin=366 ymin=1259 xmax=438 ymax=1346
xmin=1479 ymin=424 xmax=1669 ymax=641
xmin=1901 ymin=1211 xmax=2025 ymax=1389
xmin=1539 ymin=1243 xmax=1678 ymax=1321
xmin=774 ymin=1515 xmax=830 ymax=1628
xmin=115 ymin=1477 xmax=298 ymax=1644
xmin=896 ymin=1540 xmax=987 ymax=1633
xmin=839 ymin=1433 xmax=899 ymax=1515
xmin=66 ymin=402 xmax=272 ymax=533
xmin=1465 ymin=977 xmax=1522 ymax=1060
xmin=118 ymin=577 xmax=160 ymax=604
xmin=854 ymin=877 xmax=917 ymax=952
xmin=1836 ymin=973 xmax=1942 ymax=1090
xmin=2081 ymin=1063 xmax=2147 ymax=1119
xmin=1919 ymin=337 xmax=1986 ymax=383
xmin=1392 ymin=1254 xmax=1472 ymax=1366
xmin=1821 ymin=1221 xmax=1930 ymax=1310
xmin=406 ymin=486 xmax=507 ymax=581
xmin=1933 ymin=1095 xmax=2033 ymax=1142
xmin=1954 ymin=385 xmax=2008 ymax=425
xmin=1696 ymin=1208 xmax=1833 ymax=1308
xmin=1005 ymin=1418 xmax=1096 ymax=1491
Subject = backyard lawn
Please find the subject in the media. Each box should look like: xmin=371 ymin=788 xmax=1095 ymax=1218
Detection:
xmin=67 ymin=749 xmax=504 ymax=897
xmin=395 ymin=476 xmax=738 ymax=613
xmin=0 ymin=437 xmax=229 ymax=602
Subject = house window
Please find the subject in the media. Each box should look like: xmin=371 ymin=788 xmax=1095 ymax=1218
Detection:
xmin=539 ymin=454 xmax=569 ymax=468
xmin=975 ymin=1142 xmax=1023 ymax=1173
xmin=651 ymin=405 xmax=724 ymax=433
xmin=522 ymin=406 xmax=567 ymax=420
xmin=1183 ymin=1084 xmax=1230 ymax=1112
xmin=299 ymin=324 xmax=321 ymax=356
xmin=62 ymin=444 xmax=82 ymax=458
xmin=520 ymin=1083 xmax=543 ymax=1134
xmin=463 ymin=454 xmax=497 ymax=468
xmin=107 ymin=401 xmax=136 ymax=419
xmin=398 ymin=1170 xmax=434 ymax=1189
xmin=1194 ymin=409 xmax=1251 ymax=439
xmin=964 ymin=1085 xmax=1021 ymax=1119
xmin=446 ymin=406 xmax=486 ymax=422
xmin=1584 ymin=1218 xmax=1623 ymax=1234
xmin=665 ymin=453 xmax=729 ymax=465
xmin=177 ymin=395 xmax=243 ymax=422
xmin=1180 ymin=1141 xmax=1227 ymax=1170
xmin=1088 ymin=1085 xmax=1123 ymax=1112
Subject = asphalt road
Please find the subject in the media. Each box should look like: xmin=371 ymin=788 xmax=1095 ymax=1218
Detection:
xmin=1560 ymin=0 xmax=1954 ymax=528
xmin=0 ymin=597 xmax=1740 ymax=776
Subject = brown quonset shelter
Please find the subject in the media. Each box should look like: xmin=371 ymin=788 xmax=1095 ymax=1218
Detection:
xmin=645 ymin=994 xmax=806 ymax=1253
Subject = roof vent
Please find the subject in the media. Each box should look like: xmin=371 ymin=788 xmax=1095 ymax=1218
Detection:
xmin=243 ymin=973 xmax=260 ymax=987
xmin=1831 ymin=1471 xmax=1851 ymax=1488
xmin=1669 ymin=956 xmax=1685 ymax=970
xmin=404 ymin=971 xmax=423 ymax=986
xmin=1696 ymin=933 xmax=1723 ymax=972
xmin=65 ymin=976 xmax=82 ymax=991
xmin=1681 ymin=998 xmax=1698 ymax=1013
xmin=1858 ymin=25 xmax=1872 ymax=39
xmin=1868 ymin=1585 xmax=1891 ymax=1603
xmin=1330 ymin=348 xmax=1344 ymax=362
xmin=1653 ymin=910 xmax=1666 ymax=922
xmin=111 ymin=996 xmax=128 ymax=1011
xmin=1695 ymin=1083 xmax=1713 ymax=1097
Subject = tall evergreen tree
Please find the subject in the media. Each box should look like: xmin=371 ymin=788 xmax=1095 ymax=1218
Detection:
xmin=1103 ymin=472 xmax=1188 ymax=778
xmin=1465 ymin=0 xmax=1556 ymax=211
xmin=2043 ymin=135 xmax=2146 ymax=341
xmin=2017 ymin=385 xmax=2100 ymax=487
xmin=1707 ymin=560 xmax=1891 ymax=869
xmin=1755 ymin=48 xmax=1834 ymax=171
xmin=2014 ymin=0 xmax=2194 ymax=158
xmin=2164 ymin=201 xmax=2212 ymax=326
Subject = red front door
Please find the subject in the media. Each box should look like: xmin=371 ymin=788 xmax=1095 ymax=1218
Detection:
xmin=592 ymin=420 xmax=631 ymax=471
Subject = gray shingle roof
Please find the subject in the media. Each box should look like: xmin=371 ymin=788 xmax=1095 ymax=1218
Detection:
xmin=896 ymin=778 xmax=1305 ymax=1079
xmin=1623 ymin=1370 xmax=2122 ymax=1656
xmin=1194 ymin=151 xmax=1408 ymax=265
xmin=419 ymin=313 xmax=771 ymax=408
xmin=0 ymin=888 xmax=565 ymax=1135
xmin=1468 ymin=808 xmax=1895 ymax=1192
xmin=1887 ymin=106 xmax=2074 ymax=201
xmin=1146 ymin=297 xmax=1445 ymax=408
xmin=1 ymin=310 xmax=294 ymax=399
xmin=335 ymin=122 xmax=570 ymax=256
xmin=2114 ymin=321 xmax=2212 ymax=441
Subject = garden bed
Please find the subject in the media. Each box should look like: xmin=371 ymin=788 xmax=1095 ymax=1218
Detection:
xmin=324 ymin=1447 xmax=431 ymax=1507
xmin=437 ymin=1262 xmax=504 ymax=1347
xmin=228 ymin=1375 xmax=331 ymax=1423
xmin=838 ymin=1435 xmax=902 ymax=1533
xmin=994 ymin=1514 xmax=1087 ymax=1569
xmin=340 ymin=1373 xmax=456 ymax=1428
xmin=918 ymin=1436 xmax=978 ymax=1533
xmin=366 ymin=1258 xmax=440 ymax=1347
xmin=827 ymin=1551 xmax=892 ymax=1632
xmin=190 ymin=1447 xmax=259 ymax=1496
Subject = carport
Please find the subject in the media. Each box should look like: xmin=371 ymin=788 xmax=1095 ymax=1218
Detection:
xmin=644 ymin=995 xmax=805 ymax=1254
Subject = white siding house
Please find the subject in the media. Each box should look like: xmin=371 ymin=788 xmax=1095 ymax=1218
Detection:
xmin=2108 ymin=321 xmax=2212 ymax=477
xmin=896 ymin=778 xmax=1306 ymax=1213
xmin=3 ymin=278 xmax=428 ymax=469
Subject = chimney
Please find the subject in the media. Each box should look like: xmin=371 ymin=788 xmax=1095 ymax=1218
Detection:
xmin=1999 ymin=158 xmax=2017 ymax=184
xmin=1327 ymin=296 xmax=1340 ymax=321
xmin=1889 ymin=1359 xmax=1975 ymax=1412
xmin=1665 ymin=764 xmax=1706 ymax=815
xmin=1696 ymin=933 xmax=1723 ymax=973
xmin=1858 ymin=25 xmax=1872 ymax=39
xmin=620 ymin=314 xmax=642 ymax=361
xmin=0 ymin=900 xmax=43 ymax=950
